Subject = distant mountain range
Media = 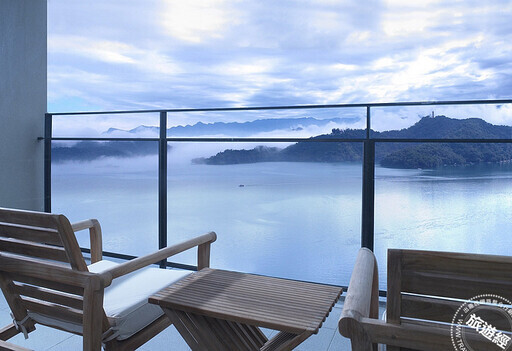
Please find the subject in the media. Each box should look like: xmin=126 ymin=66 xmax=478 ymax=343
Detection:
xmin=104 ymin=117 xmax=360 ymax=137
xmin=195 ymin=116 xmax=512 ymax=169
xmin=52 ymin=117 xmax=358 ymax=162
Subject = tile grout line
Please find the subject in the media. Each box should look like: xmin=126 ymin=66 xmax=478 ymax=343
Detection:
xmin=45 ymin=334 xmax=78 ymax=351
xmin=326 ymin=329 xmax=337 ymax=351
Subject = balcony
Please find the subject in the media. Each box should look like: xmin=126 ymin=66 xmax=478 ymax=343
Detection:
xmin=1 ymin=100 xmax=511 ymax=350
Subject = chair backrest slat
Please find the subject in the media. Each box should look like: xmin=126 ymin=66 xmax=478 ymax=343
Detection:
xmin=401 ymin=270 xmax=511 ymax=300
xmin=21 ymin=297 xmax=83 ymax=326
xmin=0 ymin=238 xmax=69 ymax=262
xmin=402 ymin=294 xmax=508 ymax=327
xmin=9 ymin=273 xmax=85 ymax=296
xmin=13 ymin=283 xmax=83 ymax=311
xmin=400 ymin=250 xmax=511 ymax=283
xmin=401 ymin=294 xmax=460 ymax=324
xmin=399 ymin=249 xmax=512 ymax=300
xmin=0 ymin=209 xmax=59 ymax=228
xmin=0 ymin=222 xmax=62 ymax=245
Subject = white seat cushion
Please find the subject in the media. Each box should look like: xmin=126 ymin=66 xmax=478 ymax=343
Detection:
xmin=29 ymin=260 xmax=191 ymax=341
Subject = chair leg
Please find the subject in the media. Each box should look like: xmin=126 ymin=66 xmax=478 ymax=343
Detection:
xmin=349 ymin=335 xmax=375 ymax=351
xmin=82 ymin=287 xmax=104 ymax=351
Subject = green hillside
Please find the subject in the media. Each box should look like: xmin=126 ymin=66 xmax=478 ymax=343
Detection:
xmin=197 ymin=116 xmax=512 ymax=168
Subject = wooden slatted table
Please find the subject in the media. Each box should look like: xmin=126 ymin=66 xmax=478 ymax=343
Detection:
xmin=149 ymin=268 xmax=342 ymax=351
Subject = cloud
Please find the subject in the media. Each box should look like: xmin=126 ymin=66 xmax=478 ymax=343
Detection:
xmin=159 ymin=0 xmax=238 ymax=43
xmin=47 ymin=0 xmax=512 ymax=132
xmin=49 ymin=36 xmax=136 ymax=64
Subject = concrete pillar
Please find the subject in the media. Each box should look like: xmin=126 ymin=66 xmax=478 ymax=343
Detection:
xmin=0 ymin=0 xmax=47 ymax=210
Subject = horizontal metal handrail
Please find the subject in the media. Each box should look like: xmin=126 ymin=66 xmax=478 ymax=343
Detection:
xmin=48 ymin=98 xmax=512 ymax=116
xmin=49 ymin=137 xmax=160 ymax=142
xmin=49 ymin=137 xmax=512 ymax=143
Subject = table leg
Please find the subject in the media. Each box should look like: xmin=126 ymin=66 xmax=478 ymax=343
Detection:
xmin=164 ymin=309 xmax=204 ymax=350
xmin=163 ymin=308 xmax=268 ymax=351
xmin=261 ymin=331 xmax=312 ymax=351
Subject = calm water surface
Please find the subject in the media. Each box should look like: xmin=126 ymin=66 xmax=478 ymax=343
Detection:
xmin=52 ymin=158 xmax=512 ymax=288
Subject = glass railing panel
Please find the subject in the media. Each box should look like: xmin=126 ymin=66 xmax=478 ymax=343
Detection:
xmin=51 ymin=140 xmax=160 ymax=256
xmin=46 ymin=101 xmax=512 ymax=289
xmin=167 ymin=141 xmax=363 ymax=285
xmin=52 ymin=112 xmax=160 ymax=138
xmin=374 ymin=142 xmax=512 ymax=290
xmin=166 ymin=107 xmax=366 ymax=139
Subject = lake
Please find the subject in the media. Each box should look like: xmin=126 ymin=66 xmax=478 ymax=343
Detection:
xmin=52 ymin=158 xmax=512 ymax=289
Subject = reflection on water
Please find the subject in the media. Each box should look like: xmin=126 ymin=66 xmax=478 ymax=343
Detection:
xmin=52 ymin=158 xmax=512 ymax=288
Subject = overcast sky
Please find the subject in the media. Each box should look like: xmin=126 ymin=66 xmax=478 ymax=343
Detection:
xmin=47 ymin=0 xmax=512 ymax=133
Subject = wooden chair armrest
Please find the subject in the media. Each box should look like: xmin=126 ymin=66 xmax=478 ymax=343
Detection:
xmin=100 ymin=232 xmax=217 ymax=280
xmin=361 ymin=318 xmax=483 ymax=351
xmin=339 ymin=248 xmax=379 ymax=340
xmin=71 ymin=219 xmax=103 ymax=263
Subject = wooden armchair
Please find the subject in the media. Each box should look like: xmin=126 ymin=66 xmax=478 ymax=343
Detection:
xmin=0 ymin=207 xmax=217 ymax=350
xmin=339 ymin=248 xmax=512 ymax=351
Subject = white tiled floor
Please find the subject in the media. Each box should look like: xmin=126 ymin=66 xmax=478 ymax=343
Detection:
xmin=0 ymin=293 xmax=355 ymax=351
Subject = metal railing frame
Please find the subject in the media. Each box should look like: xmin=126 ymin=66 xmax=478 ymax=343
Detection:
xmin=44 ymin=99 xmax=512 ymax=274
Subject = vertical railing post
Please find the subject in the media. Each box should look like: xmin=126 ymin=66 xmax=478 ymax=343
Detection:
xmin=361 ymin=106 xmax=375 ymax=250
xmin=44 ymin=113 xmax=52 ymax=213
xmin=158 ymin=111 xmax=168 ymax=268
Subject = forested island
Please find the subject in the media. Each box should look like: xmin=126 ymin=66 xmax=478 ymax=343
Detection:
xmin=194 ymin=116 xmax=512 ymax=169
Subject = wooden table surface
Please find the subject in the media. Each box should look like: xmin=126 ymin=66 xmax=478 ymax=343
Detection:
xmin=149 ymin=268 xmax=342 ymax=335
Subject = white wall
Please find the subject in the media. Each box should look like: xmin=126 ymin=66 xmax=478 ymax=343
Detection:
xmin=0 ymin=0 xmax=47 ymax=210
